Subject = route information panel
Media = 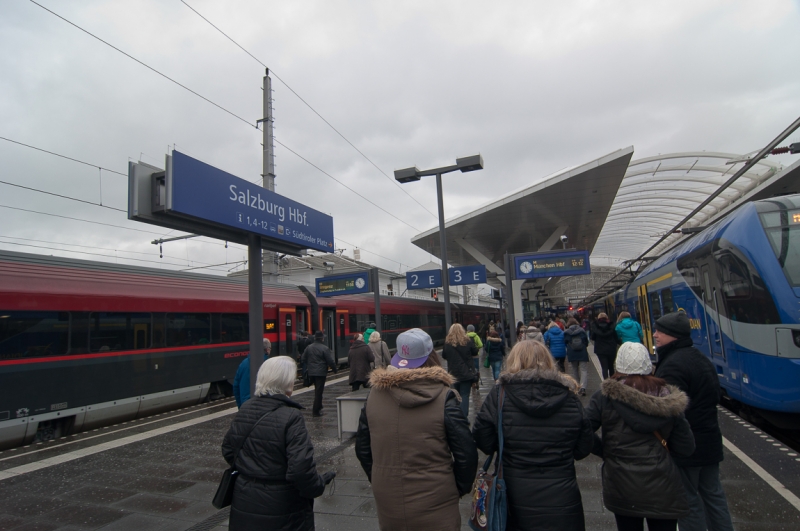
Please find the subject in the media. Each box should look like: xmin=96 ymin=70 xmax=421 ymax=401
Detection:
xmin=513 ymin=249 xmax=591 ymax=279
xmin=316 ymin=271 xmax=371 ymax=297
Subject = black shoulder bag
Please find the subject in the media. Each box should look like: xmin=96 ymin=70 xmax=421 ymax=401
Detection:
xmin=212 ymin=409 xmax=275 ymax=509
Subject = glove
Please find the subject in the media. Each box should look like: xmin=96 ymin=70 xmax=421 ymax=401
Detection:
xmin=322 ymin=471 xmax=336 ymax=485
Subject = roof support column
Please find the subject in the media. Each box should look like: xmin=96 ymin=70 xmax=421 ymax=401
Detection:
xmin=454 ymin=238 xmax=506 ymax=285
xmin=539 ymin=225 xmax=569 ymax=251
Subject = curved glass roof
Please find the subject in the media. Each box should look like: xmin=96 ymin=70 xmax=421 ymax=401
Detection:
xmin=590 ymin=152 xmax=782 ymax=266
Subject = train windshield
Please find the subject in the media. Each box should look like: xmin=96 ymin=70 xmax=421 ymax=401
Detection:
xmin=758 ymin=207 xmax=800 ymax=287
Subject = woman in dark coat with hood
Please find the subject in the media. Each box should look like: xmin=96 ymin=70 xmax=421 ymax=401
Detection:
xmin=586 ymin=342 xmax=695 ymax=531
xmin=348 ymin=333 xmax=375 ymax=391
xmin=442 ymin=323 xmax=478 ymax=419
xmin=222 ymin=356 xmax=335 ymax=530
xmin=591 ymin=313 xmax=620 ymax=379
xmin=473 ymin=341 xmax=594 ymax=531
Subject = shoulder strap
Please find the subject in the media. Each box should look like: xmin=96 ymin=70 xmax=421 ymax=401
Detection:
xmin=653 ymin=430 xmax=669 ymax=452
xmin=496 ymin=385 xmax=505 ymax=479
xmin=234 ymin=405 xmax=278 ymax=464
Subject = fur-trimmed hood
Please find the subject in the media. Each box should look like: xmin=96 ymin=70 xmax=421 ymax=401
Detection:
xmin=368 ymin=366 xmax=454 ymax=408
xmin=600 ymin=378 xmax=689 ymax=433
xmin=496 ymin=368 xmax=579 ymax=418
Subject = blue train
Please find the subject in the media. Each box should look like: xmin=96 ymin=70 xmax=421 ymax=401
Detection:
xmin=586 ymin=194 xmax=800 ymax=427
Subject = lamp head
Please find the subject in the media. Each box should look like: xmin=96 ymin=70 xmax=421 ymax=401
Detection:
xmin=456 ymin=154 xmax=484 ymax=173
xmin=394 ymin=166 xmax=421 ymax=183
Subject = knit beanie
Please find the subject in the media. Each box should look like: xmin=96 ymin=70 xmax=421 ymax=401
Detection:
xmin=615 ymin=342 xmax=653 ymax=375
xmin=655 ymin=311 xmax=691 ymax=339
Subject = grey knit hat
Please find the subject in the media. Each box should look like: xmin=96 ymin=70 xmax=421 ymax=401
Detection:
xmin=615 ymin=342 xmax=653 ymax=375
xmin=655 ymin=311 xmax=691 ymax=339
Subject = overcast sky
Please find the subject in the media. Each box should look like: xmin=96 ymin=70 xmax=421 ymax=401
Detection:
xmin=1 ymin=0 xmax=799 ymax=283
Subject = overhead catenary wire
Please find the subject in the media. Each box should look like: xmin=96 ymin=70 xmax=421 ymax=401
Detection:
xmin=180 ymin=0 xmax=438 ymax=220
xmin=0 ymin=136 xmax=126 ymax=176
xmin=28 ymin=0 xmax=424 ymax=233
xmin=0 ymin=179 xmax=125 ymax=213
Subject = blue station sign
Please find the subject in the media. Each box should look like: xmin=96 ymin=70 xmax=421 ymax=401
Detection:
xmin=513 ymin=249 xmax=591 ymax=280
xmin=407 ymin=265 xmax=487 ymax=289
xmin=316 ymin=271 xmax=371 ymax=297
xmin=406 ymin=269 xmax=442 ymax=290
xmin=449 ymin=265 xmax=486 ymax=286
xmin=168 ymin=151 xmax=334 ymax=253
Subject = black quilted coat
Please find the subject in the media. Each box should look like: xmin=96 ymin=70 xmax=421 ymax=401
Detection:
xmin=472 ymin=369 xmax=594 ymax=531
xmin=655 ymin=337 xmax=724 ymax=467
xmin=222 ymin=394 xmax=326 ymax=531
xmin=442 ymin=341 xmax=477 ymax=383
xmin=585 ymin=378 xmax=695 ymax=519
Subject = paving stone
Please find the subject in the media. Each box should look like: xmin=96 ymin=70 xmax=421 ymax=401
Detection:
xmin=41 ymin=503 xmax=130 ymax=528
xmin=60 ymin=486 xmax=137 ymax=504
xmin=95 ymin=513 xmax=192 ymax=531
xmin=124 ymin=476 xmax=196 ymax=495
xmin=168 ymin=500 xmax=220 ymax=523
xmin=0 ymin=495 xmax=71 ymax=518
xmin=171 ymin=482 xmax=218 ymax=502
xmin=113 ymin=493 xmax=191 ymax=515
xmin=313 ymin=494 xmax=367 ymax=515
xmin=0 ymin=514 xmax=23 ymax=531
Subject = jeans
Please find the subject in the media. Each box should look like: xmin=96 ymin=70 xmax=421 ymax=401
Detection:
xmin=312 ymin=375 xmax=327 ymax=415
xmin=490 ymin=360 xmax=502 ymax=381
xmin=613 ymin=514 xmax=676 ymax=531
xmin=454 ymin=380 xmax=471 ymax=419
xmin=678 ymin=463 xmax=734 ymax=531
xmin=570 ymin=360 xmax=588 ymax=390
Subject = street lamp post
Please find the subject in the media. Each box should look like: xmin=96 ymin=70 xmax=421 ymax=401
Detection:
xmin=395 ymin=155 xmax=484 ymax=333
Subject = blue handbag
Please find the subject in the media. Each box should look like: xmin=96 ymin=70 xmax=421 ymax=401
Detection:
xmin=469 ymin=386 xmax=508 ymax=531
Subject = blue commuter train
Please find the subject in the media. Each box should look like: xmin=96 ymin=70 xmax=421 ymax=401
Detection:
xmin=587 ymin=194 xmax=800 ymax=427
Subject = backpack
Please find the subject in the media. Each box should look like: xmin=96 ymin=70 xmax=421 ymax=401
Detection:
xmin=569 ymin=333 xmax=584 ymax=350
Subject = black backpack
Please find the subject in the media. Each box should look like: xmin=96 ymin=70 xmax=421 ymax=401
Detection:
xmin=569 ymin=332 xmax=584 ymax=350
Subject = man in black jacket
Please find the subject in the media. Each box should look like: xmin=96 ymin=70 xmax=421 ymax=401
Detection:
xmin=653 ymin=312 xmax=734 ymax=531
xmin=301 ymin=331 xmax=337 ymax=417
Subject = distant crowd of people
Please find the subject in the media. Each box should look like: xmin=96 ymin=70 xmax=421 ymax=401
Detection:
xmin=222 ymin=310 xmax=733 ymax=531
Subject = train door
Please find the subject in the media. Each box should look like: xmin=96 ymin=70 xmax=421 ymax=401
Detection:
xmin=133 ymin=323 xmax=150 ymax=349
xmin=701 ymin=265 xmax=724 ymax=360
xmin=322 ymin=309 xmax=337 ymax=363
xmin=278 ymin=308 xmax=294 ymax=357
xmin=636 ymin=285 xmax=654 ymax=353
xmin=336 ymin=310 xmax=350 ymax=353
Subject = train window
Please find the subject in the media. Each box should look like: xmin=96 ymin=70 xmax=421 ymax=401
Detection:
xmin=703 ymin=270 xmax=713 ymax=303
xmin=714 ymin=240 xmax=781 ymax=324
xmin=89 ymin=313 xmax=151 ymax=352
xmin=152 ymin=313 xmax=166 ymax=348
xmin=166 ymin=313 xmax=211 ymax=346
xmin=649 ymin=292 xmax=662 ymax=321
xmin=760 ymin=214 xmax=800 ymax=287
xmin=220 ymin=314 xmax=249 ymax=343
xmin=0 ymin=311 xmax=69 ymax=359
xmin=70 ymin=312 xmax=90 ymax=354
xmin=661 ymin=289 xmax=674 ymax=314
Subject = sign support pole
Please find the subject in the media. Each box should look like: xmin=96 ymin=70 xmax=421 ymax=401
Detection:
xmin=436 ymin=172 xmax=452 ymax=333
xmin=248 ymin=234 xmax=264 ymax=398
xmin=504 ymin=252 xmax=516 ymax=347
xmin=371 ymin=268 xmax=382 ymax=333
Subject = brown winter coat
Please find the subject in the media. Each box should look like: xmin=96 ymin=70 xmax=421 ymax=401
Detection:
xmin=368 ymin=339 xmax=392 ymax=370
xmin=348 ymin=339 xmax=375 ymax=385
xmin=355 ymin=366 xmax=478 ymax=531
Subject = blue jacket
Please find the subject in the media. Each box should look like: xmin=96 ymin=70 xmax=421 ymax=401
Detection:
xmin=563 ymin=325 xmax=589 ymax=362
xmin=615 ymin=318 xmax=644 ymax=344
xmin=544 ymin=327 xmax=566 ymax=359
xmin=233 ymin=354 xmax=267 ymax=408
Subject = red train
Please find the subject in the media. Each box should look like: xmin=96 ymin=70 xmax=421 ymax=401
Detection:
xmin=0 ymin=250 xmax=498 ymax=448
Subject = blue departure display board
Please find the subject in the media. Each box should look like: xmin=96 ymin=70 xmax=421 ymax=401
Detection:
xmin=316 ymin=272 xmax=371 ymax=297
xmin=169 ymin=151 xmax=334 ymax=253
xmin=513 ymin=250 xmax=591 ymax=279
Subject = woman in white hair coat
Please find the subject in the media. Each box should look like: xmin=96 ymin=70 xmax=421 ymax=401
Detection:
xmin=585 ymin=342 xmax=696 ymax=531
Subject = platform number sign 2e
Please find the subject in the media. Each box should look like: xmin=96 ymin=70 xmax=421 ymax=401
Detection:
xmin=406 ymin=269 xmax=442 ymax=289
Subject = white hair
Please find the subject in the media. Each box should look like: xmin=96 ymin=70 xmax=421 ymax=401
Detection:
xmin=263 ymin=338 xmax=271 ymax=351
xmin=255 ymin=356 xmax=296 ymax=396
xmin=369 ymin=331 xmax=381 ymax=343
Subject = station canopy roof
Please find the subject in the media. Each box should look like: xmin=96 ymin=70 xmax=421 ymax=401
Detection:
xmin=590 ymin=152 xmax=800 ymax=266
xmin=410 ymin=146 xmax=634 ymax=283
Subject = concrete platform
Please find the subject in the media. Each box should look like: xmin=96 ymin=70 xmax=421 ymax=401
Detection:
xmin=0 ymin=351 xmax=799 ymax=530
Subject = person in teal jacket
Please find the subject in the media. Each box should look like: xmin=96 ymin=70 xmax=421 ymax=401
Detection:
xmin=615 ymin=312 xmax=644 ymax=344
